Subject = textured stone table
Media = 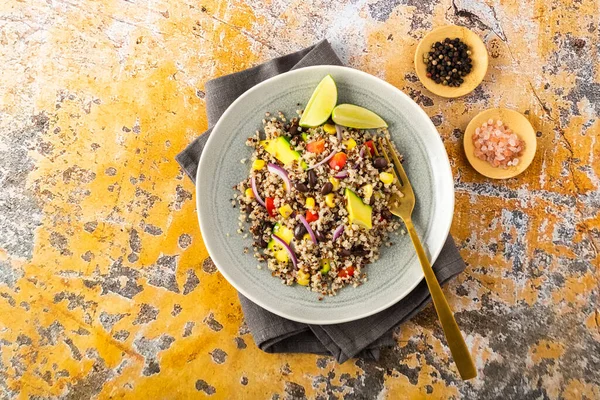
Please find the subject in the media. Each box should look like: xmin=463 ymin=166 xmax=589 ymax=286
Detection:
xmin=1 ymin=0 xmax=598 ymax=398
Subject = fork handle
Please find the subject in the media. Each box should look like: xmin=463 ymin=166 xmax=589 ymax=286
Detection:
xmin=405 ymin=219 xmax=477 ymax=380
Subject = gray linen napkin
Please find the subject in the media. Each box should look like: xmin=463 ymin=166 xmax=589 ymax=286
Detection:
xmin=176 ymin=40 xmax=466 ymax=363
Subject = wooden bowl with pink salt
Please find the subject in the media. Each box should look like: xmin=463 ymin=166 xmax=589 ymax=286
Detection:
xmin=464 ymin=108 xmax=537 ymax=179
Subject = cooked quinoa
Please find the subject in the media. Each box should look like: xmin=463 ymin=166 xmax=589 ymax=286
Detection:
xmin=235 ymin=111 xmax=404 ymax=296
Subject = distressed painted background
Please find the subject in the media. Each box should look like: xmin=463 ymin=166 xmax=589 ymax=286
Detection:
xmin=1 ymin=0 xmax=599 ymax=398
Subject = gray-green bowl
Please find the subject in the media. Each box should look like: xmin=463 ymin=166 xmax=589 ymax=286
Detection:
xmin=197 ymin=65 xmax=454 ymax=324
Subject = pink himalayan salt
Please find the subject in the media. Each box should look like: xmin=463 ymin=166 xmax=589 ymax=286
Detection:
xmin=472 ymin=118 xmax=525 ymax=168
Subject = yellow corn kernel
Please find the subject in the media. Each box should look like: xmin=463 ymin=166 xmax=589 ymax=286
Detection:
xmin=323 ymin=123 xmax=337 ymax=134
xmin=279 ymin=204 xmax=293 ymax=218
xmin=252 ymin=159 xmax=266 ymax=170
xmin=362 ymin=184 xmax=373 ymax=200
xmin=303 ymin=233 xmax=310 ymax=241
xmin=329 ymin=177 xmax=340 ymax=191
xmin=297 ymin=270 xmax=310 ymax=286
xmin=343 ymin=138 xmax=357 ymax=151
xmin=379 ymin=172 xmax=394 ymax=185
xmin=325 ymin=193 xmax=335 ymax=208
xmin=373 ymin=191 xmax=383 ymax=200
xmin=305 ymin=197 xmax=315 ymax=209
xmin=245 ymin=188 xmax=254 ymax=198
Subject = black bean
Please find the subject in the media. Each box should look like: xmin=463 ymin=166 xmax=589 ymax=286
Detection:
xmin=373 ymin=157 xmax=388 ymax=169
xmin=382 ymin=209 xmax=393 ymax=220
xmin=262 ymin=221 xmax=274 ymax=231
xmin=339 ymin=248 xmax=352 ymax=257
xmin=351 ymin=246 xmax=369 ymax=256
xmin=294 ymin=223 xmax=307 ymax=240
xmin=321 ymin=182 xmax=333 ymax=195
xmin=256 ymin=238 xmax=268 ymax=248
xmin=288 ymin=122 xmax=299 ymax=136
xmin=307 ymin=170 xmax=317 ymax=188
xmin=294 ymin=182 xmax=309 ymax=192
xmin=314 ymin=230 xmax=325 ymax=242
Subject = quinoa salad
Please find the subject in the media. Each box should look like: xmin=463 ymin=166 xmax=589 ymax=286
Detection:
xmin=234 ymin=111 xmax=404 ymax=297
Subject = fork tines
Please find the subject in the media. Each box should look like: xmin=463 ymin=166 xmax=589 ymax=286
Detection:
xmin=373 ymin=136 xmax=410 ymax=194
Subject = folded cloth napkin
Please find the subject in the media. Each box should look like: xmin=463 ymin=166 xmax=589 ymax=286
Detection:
xmin=176 ymin=40 xmax=466 ymax=363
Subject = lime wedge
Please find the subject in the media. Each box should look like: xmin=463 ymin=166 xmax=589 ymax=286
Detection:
xmin=299 ymin=75 xmax=337 ymax=128
xmin=332 ymin=104 xmax=388 ymax=129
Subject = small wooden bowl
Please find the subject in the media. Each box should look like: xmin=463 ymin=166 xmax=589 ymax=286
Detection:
xmin=464 ymin=108 xmax=537 ymax=179
xmin=414 ymin=25 xmax=488 ymax=98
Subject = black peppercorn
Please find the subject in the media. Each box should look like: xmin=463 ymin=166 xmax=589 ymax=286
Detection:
xmin=423 ymin=37 xmax=473 ymax=87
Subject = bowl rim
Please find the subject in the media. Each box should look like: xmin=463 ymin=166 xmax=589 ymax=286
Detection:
xmin=196 ymin=65 xmax=455 ymax=324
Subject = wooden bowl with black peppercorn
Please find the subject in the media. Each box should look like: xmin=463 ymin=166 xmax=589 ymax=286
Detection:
xmin=414 ymin=25 xmax=488 ymax=98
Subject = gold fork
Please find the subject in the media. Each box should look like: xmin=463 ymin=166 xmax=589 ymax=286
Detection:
xmin=375 ymin=137 xmax=477 ymax=381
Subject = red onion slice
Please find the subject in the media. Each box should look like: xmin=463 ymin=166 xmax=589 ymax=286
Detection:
xmin=267 ymin=163 xmax=291 ymax=194
xmin=272 ymin=234 xmax=297 ymax=268
xmin=297 ymin=214 xmax=317 ymax=244
xmin=333 ymin=225 xmax=344 ymax=241
xmin=334 ymin=170 xmax=348 ymax=179
xmin=335 ymin=124 xmax=344 ymax=141
xmin=359 ymin=146 xmax=366 ymax=158
xmin=307 ymin=149 xmax=336 ymax=170
xmin=251 ymin=175 xmax=266 ymax=207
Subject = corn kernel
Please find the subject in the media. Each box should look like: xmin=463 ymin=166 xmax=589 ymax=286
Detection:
xmin=297 ymin=270 xmax=310 ymax=286
xmin=325 ymin=193 xmax=335 ymax=208
xmin=303 ymin=233 xmax=310 ymax=241
xmin=343 ymin=138 xmax=357 ymax=151
xmin=252 ymin=159 xmax=266 ymax=170
xmin=305 ymin=197 xmax=315 ymax=209
xmin=245 ymin=188 xmax=254 ymax=198
xmin=323 ymin=123 xmax=337 ymax=134
xmin=362 ymin=184 xmax=373 ymax=200
xmin=278 ymin=204 xmax=293 ymax=218
xmin=379 ymin=172 xmax=394 ymax=185
xmin=329 ymin=177 xmax=340 ymax=191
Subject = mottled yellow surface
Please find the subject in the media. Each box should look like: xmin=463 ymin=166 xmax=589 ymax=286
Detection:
xmin=0 ymin=0 xmax=598 ymax=399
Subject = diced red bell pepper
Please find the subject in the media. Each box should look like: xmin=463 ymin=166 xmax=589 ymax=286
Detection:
xmin=266 ymin=197 xmax=276 ymax=217
xmin=306 ymin=139 xmax=325 ymax=154
xmin=328 ymin=152 xmax=347 ymax=170
xmin=338 ymin=266 xmax=355 ymax=278
xmin=306 ymin=210 xmax=319 ymax=223
xmin=364 ymin=141 xmax=375 ymax=156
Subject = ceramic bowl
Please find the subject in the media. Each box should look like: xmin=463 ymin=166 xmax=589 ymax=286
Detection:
xmin=464 ymin=108 xmax=537 ymax=179
xmin=414 ymin=25 xmax=488 ymax=98
xmin=196 ymin=65 xmax=454 ymax=324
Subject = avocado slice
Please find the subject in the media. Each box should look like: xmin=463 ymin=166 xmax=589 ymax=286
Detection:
xmin=260 ymin=136 xmax=307 ymax=169
xmin=345 ymin=188 xmax=373 ymax=230
xmin=267 ymin=223 xmax=294 ymax=262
